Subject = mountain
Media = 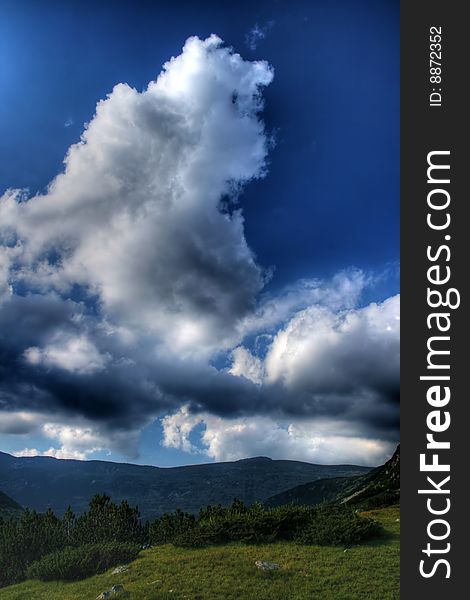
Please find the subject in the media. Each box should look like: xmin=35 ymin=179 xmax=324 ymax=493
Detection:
xmin=0 ymin=451 xmax=370 ymax=521
xmin=264 ymin=445 xmax=400 ymax=510
xmin=340 ymin=444 xmax=400 ymax=508
xmin=0 ymin=489 xmax=22 ymax=518
xmin=264 ymin=475 xmax=358 ymax=508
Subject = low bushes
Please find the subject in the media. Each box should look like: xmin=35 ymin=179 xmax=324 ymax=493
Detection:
xmin=294 ymin=505 xmax=381 ymax=546
xmin=1 ymin=496 xmax=383 ymax=587
xmin=0 ymin=494 xmax=146 ymax=587
xmin=150 ymin=500 xmax=382 ymax=548
xmin=26 ymin=542 xmax=140 ymax=582
xmin=149 ymin=508 xmax=196 ymax=544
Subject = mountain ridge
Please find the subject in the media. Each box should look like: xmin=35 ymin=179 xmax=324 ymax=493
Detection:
xmin=0 ymin=450 xmax=371 ymax=520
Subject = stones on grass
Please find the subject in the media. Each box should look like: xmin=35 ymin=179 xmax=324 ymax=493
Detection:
xmin=255 ymin=560 xmax=280 ymax=571
xmin=111 ymin=585 xmax=125 ymax=594
xmin=112 ymin=565 xmax=129 ymax=575
xmin=96 ymin=584 xmax=125 ymax=599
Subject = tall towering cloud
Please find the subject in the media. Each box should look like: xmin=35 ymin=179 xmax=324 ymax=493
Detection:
xmin=0 ymin=35 xmax=273 ymax=354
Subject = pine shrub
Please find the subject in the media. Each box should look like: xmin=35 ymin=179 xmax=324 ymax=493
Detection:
xmin=26 ymin=542 xmax=140 ymax=582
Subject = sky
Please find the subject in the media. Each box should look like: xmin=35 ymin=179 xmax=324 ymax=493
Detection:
xmin=0 ymin=0 xmax=399 ymax=467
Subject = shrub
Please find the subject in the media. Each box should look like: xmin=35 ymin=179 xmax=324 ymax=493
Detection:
xmin=0 ymin=509 xmax=68 ymax=587
xmin=0 ymin=494 xmax=148 ymax=588
xmin=149 ymin=509 xmax=196 ymax=545
xmin=26 ymin=542 xmax=140 ymax=582
xmin=294 ymin=505 xmax=382 ymax=546
xmin=266 ymin=504 xmax=317 ymax=540
xmin=173 ymin=501 xmax=277 ymax=547
xmin=170 ymin=501 xmax=381 ymax=548
xmin=74 ymin=495 xmax=145 ymax=545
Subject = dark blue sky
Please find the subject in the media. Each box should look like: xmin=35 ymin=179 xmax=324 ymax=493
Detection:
xmin=0 ymin=0 xmax=399 ymax=466
xmin=0 ymin=0 xmax=399 ymax=295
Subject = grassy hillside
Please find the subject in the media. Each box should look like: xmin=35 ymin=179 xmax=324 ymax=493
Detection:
xmin=0 ymin=507 xmax=399 ymax=600
xmin=341 ymin=446 xmax=400 ymax=509
xmin=0 ymin=452 xmax=370 ymax=520
xmin=265 ymin=446 xmax=400 ymax=511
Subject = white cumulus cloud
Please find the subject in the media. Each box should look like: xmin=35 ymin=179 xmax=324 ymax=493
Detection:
xmin=0 ymin=35 xmax=273 ymax=356
xmin=264 ymin=294 xmax=400 ymax=389
xmin=161 ymin=405 xmax=394 ymax=466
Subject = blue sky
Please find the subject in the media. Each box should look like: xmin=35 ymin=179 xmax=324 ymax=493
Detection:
xmin=0 ymin=0 xmax=399 ymax=466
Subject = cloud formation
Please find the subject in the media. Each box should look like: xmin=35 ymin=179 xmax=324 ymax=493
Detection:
xmin=0 ymin=35 xmax=399 ymax=465
xmin=1 ymin=34 xmax=273 ymax=355
xmin=161 ymin=293 xmax=400 ymax=465
xmin=162 ymin=406 xmax=395 ymax=466
xmin=24 ymin=336 xmax=110 ymax=375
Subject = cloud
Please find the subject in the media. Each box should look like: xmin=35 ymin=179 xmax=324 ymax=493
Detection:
xmin=0 ymin=34 xmax=273 ymax=356
xmin=229 ymin=346 xmax=264 ymax=385
xmin=0 ymin=34 xmax=399 ymax=464
xmin=12 ymin=419 xmax=142 ymax=460
xmin=264 ymin=294 xmax=400 ymax=393
xmin=24 ymin=335 xmax=110 ymax=374
xmin=245 ymin=22 xmax=275 ymax=51
xmin=162 ymin=406 xmax=395 ymax=466
xmin=0 ymin=411 xmax=42 ymax=435
xmin=14 ymin=447 xmax=88 ymax=460
xmin=0 ymin=274 xmax=399 ymax=459
xmin=239 ymin=268 xmax=369 ymax=339
xmin=161 ymin=293 xmax=399 ymax=464
xmin=0 ymin=35 xmax=273 ymax=440
xmin=227 ymin=294 xmax=400 ymax=428
xmin=150 ymin=289 xmax=400 ymax=430
xmin=13 ymin=422 xmax=105 ymax=460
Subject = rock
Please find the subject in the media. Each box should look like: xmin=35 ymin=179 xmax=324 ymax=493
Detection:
xmin=112 ymin=565 xmax=129 ymax=574
xmin=96 ymin=584 xmax=125 ymax=599
xmin=111 ymin=585 xmax=125 ymax=594
xmin=255 ymin=560 xmax=280 ymax=571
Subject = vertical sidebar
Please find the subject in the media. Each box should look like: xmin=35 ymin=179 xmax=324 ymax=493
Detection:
xmin=401 ymin=1 xmax=467 ymax=597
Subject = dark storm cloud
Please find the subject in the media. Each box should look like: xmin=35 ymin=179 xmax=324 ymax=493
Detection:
xmin=0 ymin=286 xmax=399 ymax=452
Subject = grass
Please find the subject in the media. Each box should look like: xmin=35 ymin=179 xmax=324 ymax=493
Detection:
xmin=0 ymin=507 xmax=399 ymax=600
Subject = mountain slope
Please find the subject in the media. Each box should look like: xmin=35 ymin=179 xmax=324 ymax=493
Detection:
xmin=340 ymin=444 xmax=400 ymax=508
xmin=264 ymin=475 xmax=357 ymax=508
xmin=0 ymin=452 xmax=370 ymax=520
xmin=0 ymin=490 xmax=22 ymax=518
xmin=265 ymin=445 xmax=400 ymax=510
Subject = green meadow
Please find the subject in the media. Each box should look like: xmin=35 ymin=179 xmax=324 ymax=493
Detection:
xmin=0 ymin=507 xmax=399 ymax=600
